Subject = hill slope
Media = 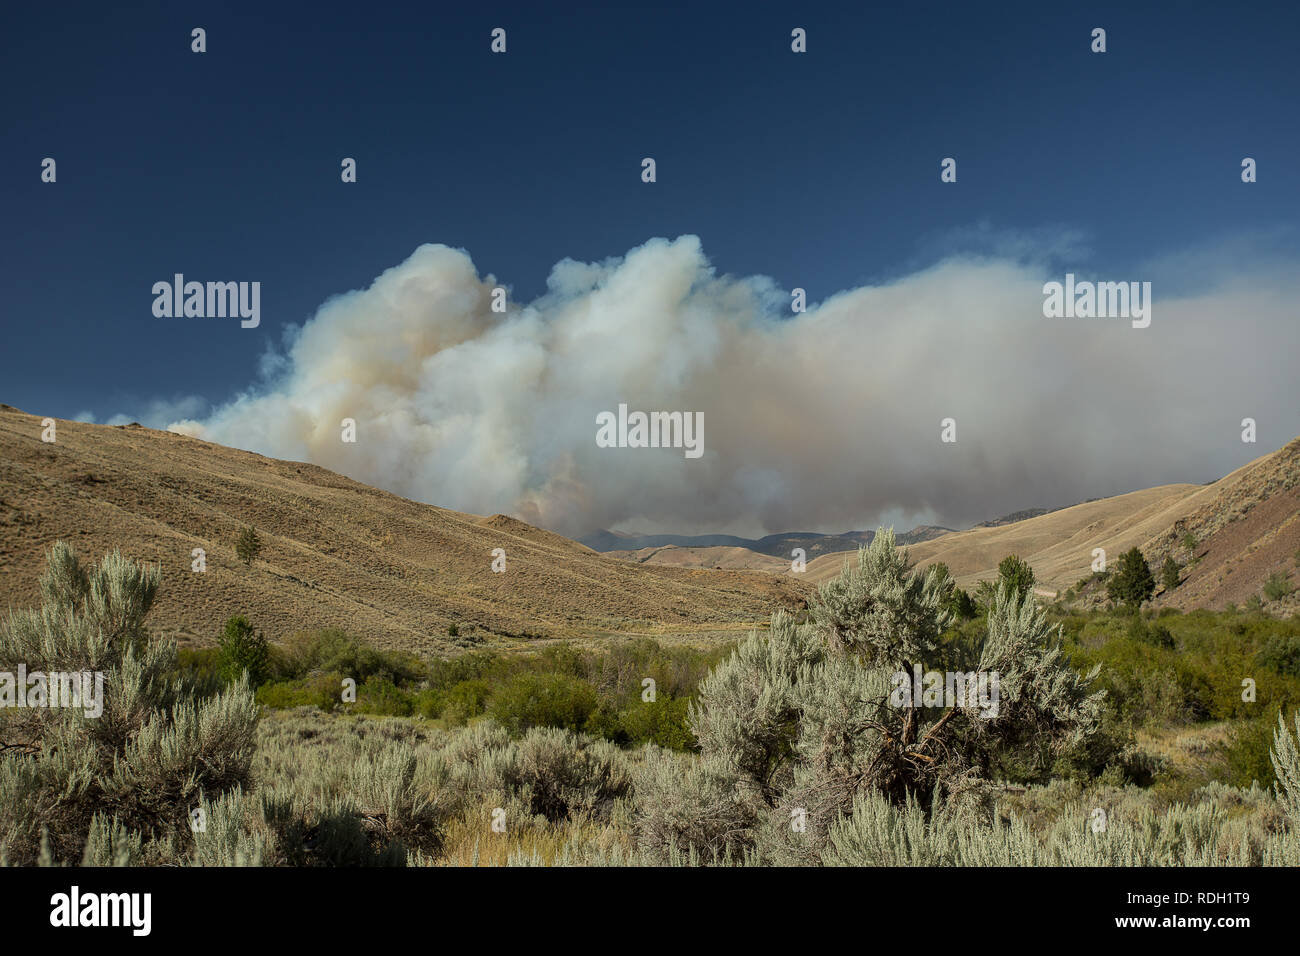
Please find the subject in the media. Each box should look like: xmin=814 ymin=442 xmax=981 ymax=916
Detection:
xmin=804 ymin=439 xmax=1300 ymax=615
xmin=592 ymin=525 xmax=954 ymax=571
xmin=1147 ymin=438 xmax=1300 ymax=614
xmin=0 ymin=406 xmax=808 ymax=652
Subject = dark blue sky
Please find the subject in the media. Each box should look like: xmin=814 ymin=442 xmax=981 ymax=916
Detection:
xmin=2 ymin=0 xmax=1297 ymax=423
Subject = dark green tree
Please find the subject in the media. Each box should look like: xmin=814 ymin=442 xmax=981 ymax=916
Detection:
xmin=997 ymin=554 xmax=1036 ymax=600
xmin=950 ymin=586 xmax=978 ymax=620
xmin=235 ymin=526 xmax=262 ymax=568
xmin=217 ymin=615 xmax=271 ymax=686
xmin=927 ymin=565 xmax=979 ymax=620
xmin=1108 ymin=547 xmax=1156 ymax=608
xmin=1160 ymin=556 xmax=1181 ymax=592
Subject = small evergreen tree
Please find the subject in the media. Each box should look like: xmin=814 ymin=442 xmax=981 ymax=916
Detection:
xmin=1160 ymin=556 xmax=1181 ymax=592
xmin=235 ymin=526 xmax=262 ymax=568
xmin=950 ymin=586 xmax=978 ymax=620
xmin=1107 ymin=547 xmax=1155 ymax=608
xmin=997 ymin=554 xmax=1036 ymax=600
xmin=929 ymin=562 xmax=979 ymax=620
xmin=217 ymin=615 xmax=271 ymax=687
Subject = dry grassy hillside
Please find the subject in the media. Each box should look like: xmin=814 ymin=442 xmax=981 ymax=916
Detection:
xmin=816 ymin=483 xmax=1207 ymax=592
xmin=1147 ymin=438 xmax=1300 ymax=614
xmin=606 ymin=544 xmax=793 ymax=572
xmin=803 ymin=438 xmax=1299 ymax=608
xmin=0 ymin=406 xmax=808 ymax=652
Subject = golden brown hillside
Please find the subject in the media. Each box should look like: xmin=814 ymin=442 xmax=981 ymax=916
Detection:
xmin=802 ymin=438 xmax=1299 ymax=615
xmin=606 ymin=544 xmax=793 ymax=572
xmin=0 ymin=405 xmax=808 ymax=652
xmin=1147 ymin=438 xmax=1300 ymax=614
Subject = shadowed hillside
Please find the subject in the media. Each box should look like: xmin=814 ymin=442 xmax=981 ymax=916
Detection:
xmin=0 ymin=405 xmax=808 ymax=652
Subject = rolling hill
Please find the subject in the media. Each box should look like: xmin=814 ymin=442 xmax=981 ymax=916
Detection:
xmin=803 ymin=438 xmax=1300 ymax=615
xmin=0 ymin=405 xmax=808 ymax=653
xmin=588 ymin=525 xmax=953 ymax=569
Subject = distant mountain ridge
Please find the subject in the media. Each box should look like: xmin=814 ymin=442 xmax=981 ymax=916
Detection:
xmin=580 ymin=525 xmax=953 ymax=559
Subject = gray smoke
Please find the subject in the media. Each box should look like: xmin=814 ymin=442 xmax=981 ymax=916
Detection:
xmin=166 ymin=235 xmax=1300 ymax=537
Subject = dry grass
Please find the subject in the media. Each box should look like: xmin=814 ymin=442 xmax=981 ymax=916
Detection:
xmin=0 ymin=405 xmax=808 ymax=653
xmin=432 ymin=801 xmax=633 ymax=866
xmin=802 ymin=438 xmax=1299 ymax=610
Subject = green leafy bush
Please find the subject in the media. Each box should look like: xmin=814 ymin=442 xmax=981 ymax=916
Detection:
xmin=255 ymin=672 xmax=347 ymax=711
xmin=442 ymin=679 xmax=490 ymax=725
xmin=1263 ymin=572 xmax=1294 ymax=602
xmin=1217 ymin=707 xmax=1285 ymax=789
xmin=355 ymin=678 xmax=415 ymax=717
xmin=616 ymin=695 xmax=695 ymax=750
xmin=488 ymin=672 xmax=599 ymax=735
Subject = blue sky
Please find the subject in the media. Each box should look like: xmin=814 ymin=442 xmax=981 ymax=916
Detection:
xmin=2 ymin=1 xmax=1297 ymax=534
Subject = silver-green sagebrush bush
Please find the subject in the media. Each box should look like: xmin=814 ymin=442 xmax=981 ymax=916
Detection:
xmin=635 ymin=529 xmax=1107 ymax=864
xmin=0 ymin=543 xmax=258 ymax=865
xmin=7 ymin=538 xmax=1300 ymax=867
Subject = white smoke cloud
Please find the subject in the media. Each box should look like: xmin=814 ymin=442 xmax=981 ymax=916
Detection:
xmin=166 ymin=235 xmax=1300 ymax=537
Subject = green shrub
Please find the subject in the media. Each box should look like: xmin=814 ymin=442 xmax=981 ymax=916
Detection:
xmin=997 ymin=554 xmax=1035 ymax=600
xmin=487 ymin=672 xmax=599 ymax=735
xmin=278 ymin=629 xmax=427 ymax=686
xmin=615 ymin=695 xmax=695 ymax=750
xmin=355 ymin=679 xmax=415 ymax=717
xmin=1160 ymin=556 xmax=1181 ymax=591
xmin=1263 ymin=572 xmax=1294 ymax=602
xmin=411 ymin=688 xmax=444 ymax=719
xmin=256 ymin=672 xmax=347 ymax=711
xmin=1217 ymin=707 xmax=1285 ymax=789
xmin=235 ymin=525 xmax=262 ymax=567
xmin=1257 ymin=633 xmax=1300 ymax=679
xmin=442 ymin=679 xmax=491 ymax=725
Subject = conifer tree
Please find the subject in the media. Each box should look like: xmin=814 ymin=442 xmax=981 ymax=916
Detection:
xmin=996 ymin=554 xmax=1036 ymax=600
xmin=217 ymin=615 xmax=271 ymax=687
xmin=1160 ymin=556 xmax=1181 ymax=592
xmin=236 ymin=525 xmax=262 ymax=567
xmin=1108 ymin=547 xmax=1156 ymax=608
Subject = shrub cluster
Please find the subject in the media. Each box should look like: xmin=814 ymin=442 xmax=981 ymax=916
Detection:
xmin=224 ymin=629 xmax=723 ymax=751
